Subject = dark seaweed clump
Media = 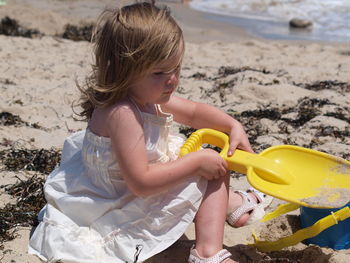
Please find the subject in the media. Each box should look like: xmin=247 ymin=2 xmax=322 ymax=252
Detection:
xmin=0 ymin=111 xmax=44 ymax=129
xmin=178 ymin=126 xmax=196 ymax=138
xmin=0 ymin=16 xmax=43 ymax=38
xmin=0 ymin=175 xmax=46 ymax=243
xmin=0 ymin=148 xmax=61 ymax=174
xmin=300 ymin=80 xmax=350 ymax=93
xmin=61 ymin=23 xmax=94 ymax=42
xmin=217 ymin=66 xmax=271 ymax=77
xmin=0 ymin=147 xmax=61 ymax=243
xmin=0 ymin=16 xmax=94 ymax=42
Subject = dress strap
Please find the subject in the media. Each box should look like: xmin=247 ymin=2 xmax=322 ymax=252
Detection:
xmin=128 ymin=96 xmax=145 ymax=123
xmin=155 ymin=104 xmax=162 ymax=116
xmin=128 ymin=97 xmax=143 ymax=115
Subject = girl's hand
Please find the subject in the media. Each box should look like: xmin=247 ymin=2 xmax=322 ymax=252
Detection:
xmin=195 ymin=149 xmax=228 ymax=180
xmin=227 ymin=120 xmax=254 ymax=156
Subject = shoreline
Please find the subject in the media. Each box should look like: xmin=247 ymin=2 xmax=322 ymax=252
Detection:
xmin=179 ymin=0 xmax=350 ymax=44
xmin=2 ymin=0 xmax=349 ymax=44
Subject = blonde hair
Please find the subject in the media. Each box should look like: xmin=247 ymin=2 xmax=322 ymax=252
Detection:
xmin=76 ymin=1 xmax=184 ymax=120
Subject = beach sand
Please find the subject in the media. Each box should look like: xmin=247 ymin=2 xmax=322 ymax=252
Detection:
xmin=0 ymin=0 xmax=350 ymax=262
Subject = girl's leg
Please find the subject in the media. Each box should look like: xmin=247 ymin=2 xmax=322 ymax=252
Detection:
xmin=194 ymin=174 xmax=234 ymax=259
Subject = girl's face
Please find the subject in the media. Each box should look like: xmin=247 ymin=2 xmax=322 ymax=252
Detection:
xmin=129 ymin=48 xmax=182 ymax=107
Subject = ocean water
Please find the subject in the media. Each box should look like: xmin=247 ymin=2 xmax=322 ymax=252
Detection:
xmin=189 ymin=0 xmax=350 ymax=42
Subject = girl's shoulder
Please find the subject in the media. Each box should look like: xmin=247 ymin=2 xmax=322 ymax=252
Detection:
xmin=108 ymin=99 xmax=140 ymax=119
xmin=89 ymin=99 xmax=138 ymax=137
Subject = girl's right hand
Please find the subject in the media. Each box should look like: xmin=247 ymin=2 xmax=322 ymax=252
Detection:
xmin=195 ymin=149 xmax=228 ymax=180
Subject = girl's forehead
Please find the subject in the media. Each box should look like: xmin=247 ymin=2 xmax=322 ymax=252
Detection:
xmin=154 ymin=45 xmax=184 ymax=70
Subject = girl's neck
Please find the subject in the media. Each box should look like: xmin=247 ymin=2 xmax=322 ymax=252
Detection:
xmin=128 ymin=96 xmax=157 ymax=115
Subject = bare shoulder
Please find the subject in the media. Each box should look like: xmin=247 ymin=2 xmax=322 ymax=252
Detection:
xmin=106 ymin=99 xmax=143 ymax=135
xmin=89 ymin=99 xmax=142 ymax=137
xmin=108 ymin=99 xmax=136 ymax=119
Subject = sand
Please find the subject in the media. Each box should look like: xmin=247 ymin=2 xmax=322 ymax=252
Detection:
xmin=0 ymin=0 xmax=350 ymax=262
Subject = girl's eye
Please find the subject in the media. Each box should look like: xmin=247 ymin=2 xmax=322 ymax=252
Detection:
xmin=153 ymin=72 xmax=165 ymax=76
xmin=153 ymin=66 xmax=180 ymax=76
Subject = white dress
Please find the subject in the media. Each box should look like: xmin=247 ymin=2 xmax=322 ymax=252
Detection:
xmin=29 ymin=105 xmax=207 ymax=263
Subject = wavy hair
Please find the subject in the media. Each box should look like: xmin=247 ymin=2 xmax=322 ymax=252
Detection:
xmin=76 ymin=1 xmax=184 ymax=120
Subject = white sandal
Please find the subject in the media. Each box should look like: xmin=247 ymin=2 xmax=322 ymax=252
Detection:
xmin=226 ymin=187 xmax=273 ymax=227
xmin=188 ymin=246 xmax=232 ymax=263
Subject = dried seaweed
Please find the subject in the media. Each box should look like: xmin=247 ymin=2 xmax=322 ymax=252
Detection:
xmin=226 ymin=96 xmax=349 ymax=151
xmin=0 ymin=16 xmax=43 ymax=38
xmin=0 ymin=148 xmax=61 ymax=174
xmin=190 ymin=72 xmax=208 ymax=80
xmin=61 ymin=23 xmax=94 ymax=41
xmin=0 ymin=112 xmax=24 ymax=126
xmin=0 ymin=111 xmax=45 ymax=129
xmin=178 ymin=126 xmax=196 ymax=138
xmin=301 ymin=80 xmax=350 ymax=93
xmin=240 ymin=108 xmax=281 ymax=120
xmin=0 ymin=78 xmax=15 ymax=85
xmin=217 ymin=66 xmax=271 ymax=77
xmin=0 ymin=175 xmax=46 ymax=243
xmin=282 ymin=97 xmax=332 ymax=127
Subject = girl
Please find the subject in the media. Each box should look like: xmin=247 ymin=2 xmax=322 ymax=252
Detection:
xmin=29 ymin=2 xmax=271 ymax=263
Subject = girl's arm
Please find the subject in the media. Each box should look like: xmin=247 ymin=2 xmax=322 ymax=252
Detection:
xmin=162 ymin=95 xmax=254 ymax=155
xmin=106 ymin=102 xmax=228 ymax=197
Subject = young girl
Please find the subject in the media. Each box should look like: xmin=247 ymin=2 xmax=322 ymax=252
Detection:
xmin=29 ymin=2 xmax=271 ymax=263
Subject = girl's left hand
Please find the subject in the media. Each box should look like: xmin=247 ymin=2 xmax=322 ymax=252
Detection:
xmin=227 ymin=120 xmax=254 ymax=156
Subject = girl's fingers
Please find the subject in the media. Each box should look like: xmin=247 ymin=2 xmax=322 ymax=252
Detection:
xmin=227 ymin=142 xmax=238 ymax=156
xmin=228 ymin=140 xmax=255 ymax=155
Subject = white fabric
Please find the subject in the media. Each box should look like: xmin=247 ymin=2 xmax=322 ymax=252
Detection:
xmin=29 ymin=107 xmax=207 ymax=263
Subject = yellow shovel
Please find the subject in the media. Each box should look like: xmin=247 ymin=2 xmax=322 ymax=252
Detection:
xmin=179 ymin=128 xmax=350 ymax=251
xmin=179 ymin=128 xmax=350 ymax=208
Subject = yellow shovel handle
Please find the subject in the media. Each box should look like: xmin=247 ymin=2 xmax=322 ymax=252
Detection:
xmin=250 ymin=206 xmax=350 ymax=252
xmin=261 ymin=203 xmax=301 ymax=222
xmin=180 ymin=128 xmax=292 ymax=185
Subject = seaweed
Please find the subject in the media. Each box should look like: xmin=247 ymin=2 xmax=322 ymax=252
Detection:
xmin=301 ymin=80 xmax=350 ymax=93
xmin=0 ymin=148 xmax=61 ymax=174
xmin=0 ymin=175 xmax=46 ymax=243
xmin=217 ymin=66 xmax=271 ymax=77
xmin=178 ymin=126 xmax=196 ymax=138
xmin=61 ymin=23 xmax=94 ymax=42
xmin=190 ymin=72 xmax=207 ymax=80
xmin=0 ymin=16 xmax=43 ymax=38
xmin=0 ymin=111 xmax=45 ymax=129
xmin=281 ymin=98 xmax=332 ymax=127
xmin=241 ymin=108 xmax=281 ymax=120
xmin=0 ymin=112 xmax=24 ymax=126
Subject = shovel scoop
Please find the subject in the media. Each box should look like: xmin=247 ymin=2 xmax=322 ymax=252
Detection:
xmin=179 ymin=128 xmax=350 ymax=208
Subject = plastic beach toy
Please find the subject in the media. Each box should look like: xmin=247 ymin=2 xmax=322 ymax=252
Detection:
xmin=247 ymin=202 xmax=350 ymax=251
xmin=180 ymin=128 xmax=350 ymax=209
xmin=180 ymin=128 xmax=350 ymax=251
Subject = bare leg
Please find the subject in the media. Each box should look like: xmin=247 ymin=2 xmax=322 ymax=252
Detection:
xmin=194 ymin=175 xmax=236 ymax=262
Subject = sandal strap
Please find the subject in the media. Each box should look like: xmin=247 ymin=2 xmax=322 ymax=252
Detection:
xmin=247 ymin=187 xmax=273 ymax=209
xmin=188 ymin=247 xmax=232 ymax=263
xmin=226 ymin=190 xmax=257 ymax=226
xmin=246 ymin=187 xmax=266 ymax=203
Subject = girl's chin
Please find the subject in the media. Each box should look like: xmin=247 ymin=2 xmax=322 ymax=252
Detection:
xmin=157 ymin=94 xmax=172 ymax=104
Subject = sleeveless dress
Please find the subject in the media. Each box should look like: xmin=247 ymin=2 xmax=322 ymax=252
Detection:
xmin=29 ymin=104 xmax=207 ymax=263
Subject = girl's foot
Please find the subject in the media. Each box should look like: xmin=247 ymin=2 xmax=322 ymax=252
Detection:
xmin=226 ymin=188 xmax=273 ymax=228
xmin=188 ymin=246 xmax=237 ymax=263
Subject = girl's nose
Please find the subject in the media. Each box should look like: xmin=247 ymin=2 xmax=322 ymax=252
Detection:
xmin=166 ymin=73 xmax=178 ymax=86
